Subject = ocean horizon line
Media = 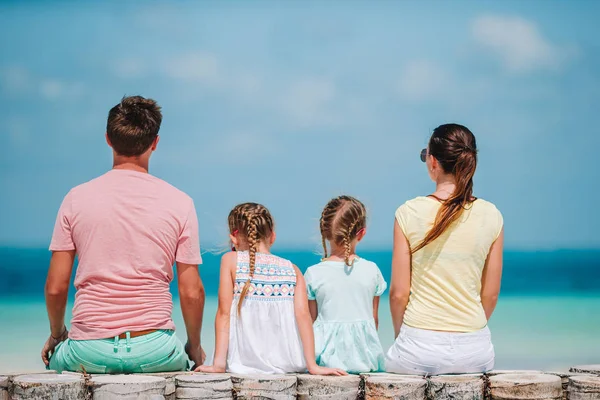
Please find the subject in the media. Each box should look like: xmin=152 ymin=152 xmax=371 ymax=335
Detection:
xmin=2 ymin=245 xmax=600 ymax=254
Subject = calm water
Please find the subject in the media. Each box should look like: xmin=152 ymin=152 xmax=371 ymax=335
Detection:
xmin=1 ymin=247 xmax=599 ymax=372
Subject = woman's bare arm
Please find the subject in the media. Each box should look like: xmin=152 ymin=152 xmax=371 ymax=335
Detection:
xmin=481 ymin=229 xmax=504 ymax=320
xmin=389 ymin=220 xmax=411 ymax=338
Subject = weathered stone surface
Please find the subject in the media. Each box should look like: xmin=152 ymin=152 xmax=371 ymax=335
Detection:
xmin=487 ymin=370 xmax=544 ymax=377
xmin=0 ymin=376 xmax=8 ymax=400
xmin=61 ymin=371 xmax=85 ymax=377
xmin=148 ymin=372 xmax=192 ymax=400
xmin=427 ymin=374 xmax=485 ymax=400
xmin=2 ymin=370 xmax=57 ymax=382
xmin=489 ymin=373 xmax=562 ymax=400
xmin=569 ymin=366 xmax=600 ymax=376
xmin=545 ymin=372 xmax=593 ymax=400
xmin=364 ymin=374 xmax=426 ymax=400
xmin=175 ymin=373 xmax=233 ymax=399
xmin=361 ymin=373 xmax=422 ymax=379
xmin=297 ymin=374 xmax=361 ymax=400
xmin=90 ymin=374 xmax=166 ymax=400
xmin=12 ymin=373 xmax=86 ymax=400
xmin=567 ymin=375 xmax=600 ymax=400
xmin=231 ymin=374 xmax=296 ymax=400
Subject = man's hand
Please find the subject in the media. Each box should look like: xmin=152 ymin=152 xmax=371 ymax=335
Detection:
xmin=41 ymin=327 xmax=68 ymax=366
xmin=177 ymin=262 xmax=206 ymax=370
xmin=185 ymin=341 xmax=206 ymax=370
xmin=44 ymin=250 xmax=75 ymax=366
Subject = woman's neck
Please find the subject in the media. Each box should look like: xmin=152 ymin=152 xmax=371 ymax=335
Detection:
xmin=433 ymin=175 xmax=456 ymax=200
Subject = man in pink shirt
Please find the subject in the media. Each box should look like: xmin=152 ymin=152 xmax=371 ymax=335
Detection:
xmin=42 ymin=96 xmax=206 ymax=373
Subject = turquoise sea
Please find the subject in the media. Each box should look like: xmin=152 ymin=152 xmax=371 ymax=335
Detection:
xmin=1 ymin=248 xmax=599 ymax=373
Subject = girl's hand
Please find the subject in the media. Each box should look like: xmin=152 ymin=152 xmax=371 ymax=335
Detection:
xmin=308 ymin=365 xmax=348 ymax=376
xmin=194 ymin=364 xmax=226 ymax=373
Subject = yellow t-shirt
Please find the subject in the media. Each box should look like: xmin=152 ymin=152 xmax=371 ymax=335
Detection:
xmin=396 ymin=196 xmax=503 ymax=332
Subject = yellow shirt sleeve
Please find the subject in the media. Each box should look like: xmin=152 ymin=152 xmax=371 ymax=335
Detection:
xmin=395 ymin=203 xmax=410 ymax=237
xmin=494 ymin=206 xmax=504 ymax=240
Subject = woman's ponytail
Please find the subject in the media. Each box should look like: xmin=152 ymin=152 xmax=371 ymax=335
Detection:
xmin=412 ymin=125 xmax=477 ymax=253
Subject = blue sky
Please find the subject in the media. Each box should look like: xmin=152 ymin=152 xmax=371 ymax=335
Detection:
xmin=0 ymin=1 xmax=599 ymax=250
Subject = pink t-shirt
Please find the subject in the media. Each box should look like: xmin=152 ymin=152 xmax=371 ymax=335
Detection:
xmin=50 ymin=169 xmax=202 ymax=340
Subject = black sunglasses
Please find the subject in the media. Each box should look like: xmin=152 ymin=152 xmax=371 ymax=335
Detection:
xmin=420 ymin=148 xmax=427 ymax=163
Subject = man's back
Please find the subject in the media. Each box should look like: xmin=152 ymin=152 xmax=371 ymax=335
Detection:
xmin=50 ymin=169 xmax=201 ymax=340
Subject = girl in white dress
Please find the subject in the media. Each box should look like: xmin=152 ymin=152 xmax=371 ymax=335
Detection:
xmin=196 ymin=202 xmax=346 ymax=375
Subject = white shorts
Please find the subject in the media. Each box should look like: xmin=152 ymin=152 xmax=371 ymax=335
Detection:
xmin=385 ymin=324 xmax=495 ymax=375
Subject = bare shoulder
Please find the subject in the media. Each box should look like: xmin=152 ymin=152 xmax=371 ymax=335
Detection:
xmin=221 ymin=252 xmax=237 ymax=268
xmin=292 ymin=264 xmax=304 ymax=279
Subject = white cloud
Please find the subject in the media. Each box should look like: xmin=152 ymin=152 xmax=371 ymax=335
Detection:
xmin=40 ymin=80 xmax=63 ymax=99
xmin=396 ymin=60 xmax=448 ymax=103
xmin=1 ymin=66 xmax=85 ymax=100
xmin=111 ymin=58 xmax=148 ymax=79
xmin=116 ymin=51 xmax=345 ymax=129
xmin=280 ymin=78 xmax=337 ymax=127
xmin=220 ymin=131 xmax=279 ymax=162
xmin=0 ymin=66 xmax=31 ymax=94
xmin=472 ymin=15 xmax=570 ymax=73
xmin=163 ymin=53 xmax=219 ymax=84
xmin=39 ymin=80 xmax=85 ymax=100
xmin=6 ymin=118 xmax=31 ymax=148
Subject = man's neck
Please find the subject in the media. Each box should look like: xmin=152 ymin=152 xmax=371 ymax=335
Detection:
xmin=112 ymin=158 xmax=149 ymax=173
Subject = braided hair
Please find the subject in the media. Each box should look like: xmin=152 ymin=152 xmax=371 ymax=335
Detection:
xmin=228 ymin=203 xmax=274 ymax=315
xmin=319 ymin=195 xmax=367 ymax=266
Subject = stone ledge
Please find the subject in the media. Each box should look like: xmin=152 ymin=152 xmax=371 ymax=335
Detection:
xmin=0 ymin=367 xmax=596 ymax=399
xmin=569 ymin=365 xmax=600 ymax=375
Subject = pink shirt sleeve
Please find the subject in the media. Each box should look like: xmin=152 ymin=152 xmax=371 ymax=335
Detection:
xmin=49 ymin=191 xmax=76 ymax=251
xmin=175 ymin=199 xmax=202 ymax=265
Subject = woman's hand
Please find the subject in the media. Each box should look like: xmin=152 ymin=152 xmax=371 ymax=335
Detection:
xmin=308 ymin=365 xmax=348 ymax=376
xmin=195 ymin=364 xmax=226 ymax=373
xmin=41 ymin=327 xmax=68 ymax=366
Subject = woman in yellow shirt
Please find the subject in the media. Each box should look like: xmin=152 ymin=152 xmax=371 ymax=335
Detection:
xmin=386 ymin=123 xmax=504 ymax=375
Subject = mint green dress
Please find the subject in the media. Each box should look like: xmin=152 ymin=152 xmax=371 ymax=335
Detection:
xmin=305 ymin=257 xmax=387 ymax=373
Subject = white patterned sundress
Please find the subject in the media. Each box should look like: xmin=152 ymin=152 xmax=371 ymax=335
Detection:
xmin=226 ymin=251 xmax=306 ymax=374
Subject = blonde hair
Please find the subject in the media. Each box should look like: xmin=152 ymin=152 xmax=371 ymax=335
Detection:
xmin=228 ymin=203 xmax=274 ymax=315
xmin=319 ymin=195 xmax=367 ymax=266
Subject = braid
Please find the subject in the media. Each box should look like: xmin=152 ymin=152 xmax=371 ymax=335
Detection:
xmin=343 ymin=218 xmax=360 ymax=266
xmin=229 ymin=203 xmax=275 ymax=316
xmin=342 ymin=232 xmax=351 ymax=266
xmin=237 ymin=209 xmax=258 ymax=315
xmin=320 ymin=201 xmax=338 ymax=259
xmin=319 ymin=195 xmax=367 ymax=266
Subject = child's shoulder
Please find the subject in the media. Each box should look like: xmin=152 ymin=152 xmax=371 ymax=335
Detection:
xmin=355 ymin=257 xmax=381 ymax=271
xmin=304 ymin=259 xmax=332 ymax=273
xmin=220 ymin=251 xmax=238 ymax=267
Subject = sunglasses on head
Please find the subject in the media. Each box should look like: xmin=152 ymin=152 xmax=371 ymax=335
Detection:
xmin=420 ymin=148 xmax=427 ymax=163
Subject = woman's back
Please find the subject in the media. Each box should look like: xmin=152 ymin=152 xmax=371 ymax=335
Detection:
xmin=396 ymin=196 xmax=503 ymax=332
xmin=227 ymin=251 xmax=305 ymax=374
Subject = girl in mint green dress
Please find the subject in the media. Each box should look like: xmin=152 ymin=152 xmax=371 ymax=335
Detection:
xmin=305 ymin=195 xmax=387 ymax=374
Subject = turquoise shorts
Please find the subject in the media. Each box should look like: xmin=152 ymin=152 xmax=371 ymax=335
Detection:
xmin=49 ymin=329 xmax=189 ymax=374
